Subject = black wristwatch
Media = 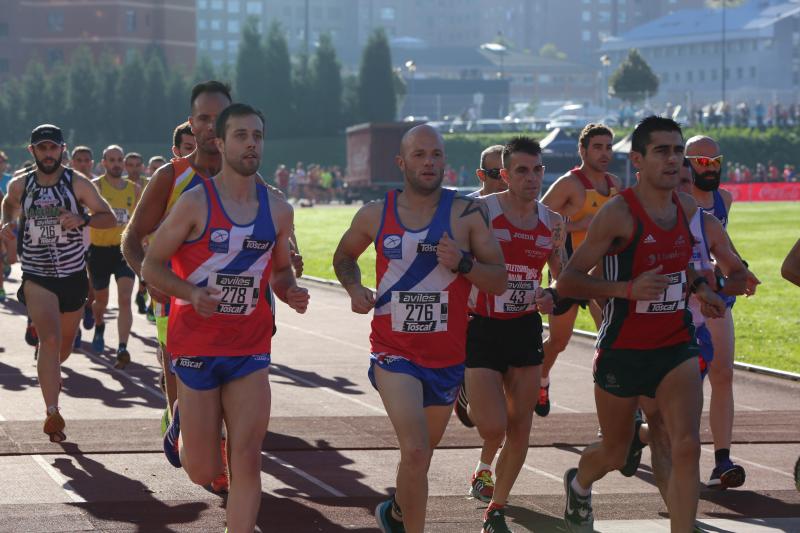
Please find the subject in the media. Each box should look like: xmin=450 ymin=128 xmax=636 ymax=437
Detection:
xmin=79 ymin=213 xmax=91 ymax=228
xmin=455 ymin=254 xmax=473 ymax=275
xmin=543 ymin=287 xmax=559 ymax=304
xmin=715 ymin=274 xmax=726 ymax=292
xmin=690 ymin=276 xmax=708 ymax=294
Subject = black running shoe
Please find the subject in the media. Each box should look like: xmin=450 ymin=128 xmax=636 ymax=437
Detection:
xmin=454 ymin=382 xmax=473 ymax=428
xmin=115 ymin=348 xmax=131 ymax=369
xmin=708 ymin=460 xmax=746 ymax=489
xmin=482 ymin=507 xmax=512 ymax=533
xmin=534 ymin=384 xmax=550 ymax=417
xmin=620 ymin=408 xmax=646 ymax=477
xmin=135 ymin=291 xmax=147 ymax=314
xmin=25 ymin=321 xmax=39 ymax=347
xmin=563 ymin=468 xmax=593 ymax=533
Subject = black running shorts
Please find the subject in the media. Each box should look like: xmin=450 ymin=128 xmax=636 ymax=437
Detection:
xmin=18 ymin=270 xmax=89 ymax=313
xmin=87 ymin=244 xmax=134 ymax=290
xmin=466 ymin=313 xmax=544 ymax=372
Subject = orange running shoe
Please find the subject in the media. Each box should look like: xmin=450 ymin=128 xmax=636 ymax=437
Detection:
xmin=206 ymin=437 xmax=229 ymax=494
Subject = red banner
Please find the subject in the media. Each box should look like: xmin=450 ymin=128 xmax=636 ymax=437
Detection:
xmin=722 ymin=183 xmax=800 ymax=202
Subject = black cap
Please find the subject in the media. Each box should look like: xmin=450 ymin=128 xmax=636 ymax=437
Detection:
xmin=30 ymin=124 xmax=64 ymax=146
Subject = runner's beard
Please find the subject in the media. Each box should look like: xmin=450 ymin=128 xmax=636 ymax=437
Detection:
xmin=34 ymin=153 xmax=62 ymax=175
xmin=693 ymin=168 xmax=721 ymax=191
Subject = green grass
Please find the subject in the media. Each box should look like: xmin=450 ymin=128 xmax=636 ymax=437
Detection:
xmin=295 ymin=202 xmax=800 ymax=373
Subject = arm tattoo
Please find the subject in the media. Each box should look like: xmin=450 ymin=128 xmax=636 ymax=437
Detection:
xmin=334 ymin=256 xmax=362 ymax=287
xmin=460 ymin=198 xmax=490 ymax=228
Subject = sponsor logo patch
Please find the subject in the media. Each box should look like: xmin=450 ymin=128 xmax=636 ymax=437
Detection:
xmin=177 ymin=357 xmax=204 ymax=369
xmin=243 ymin=236 xmax=273 ymax=252
xmin=209 ymin=228 xmax=230 ymax=253
xmin=382 ymin=234 xmax=403 ymax=259
xmin=416 ymin=241 xmax=438 ymax=254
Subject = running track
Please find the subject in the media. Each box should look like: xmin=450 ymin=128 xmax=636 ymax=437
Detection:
xmin=0 ymin=264 xmax=798 ymax=532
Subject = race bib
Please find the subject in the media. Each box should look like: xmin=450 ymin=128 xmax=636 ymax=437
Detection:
xmin=112 ymin=207 xmax=129 ymax=225
xmin=209 ymin=272 xmax=261 ymax=315
xmin=390 ymin=291 xmax=448 ymax=333
xmin=635 ymin=271 xmax=687 ymax=314
xmin=27 ymin=217 xmax=64 ymax=246
xmin=495 ymin=279 xmax=538 ymax=313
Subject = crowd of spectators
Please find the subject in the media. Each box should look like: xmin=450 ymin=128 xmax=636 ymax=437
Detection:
xmin=724 ymin=160 xmax=798 ymax=184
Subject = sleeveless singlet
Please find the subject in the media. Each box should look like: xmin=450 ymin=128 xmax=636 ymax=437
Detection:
xmin=700 ymin=189 xmax=728 ymax=229
xmin=167 ymin=178 xmax=276 ymax=357
xmin=371 ymin=189 xmax=472 ymax=368
xmin=19 ymin=168 xmax=86 ymax=278
xmin=90 ymin=176 xmax=136 ymax=247
xmin=597 ymin=188 xmax=694 ymax=350
xmin=566 ymin=167 xmax=618 ymax=253
xmin=687 ymin=210 xmax=713 ymax=329
xmin=471 ymin=194 xmax=557 ymax=319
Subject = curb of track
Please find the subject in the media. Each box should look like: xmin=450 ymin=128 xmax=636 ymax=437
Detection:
xmin=300 ymin=275 xmax=800 ymax=383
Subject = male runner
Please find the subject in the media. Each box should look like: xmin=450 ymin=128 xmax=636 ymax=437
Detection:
xmin=88 ymin=145 xmax=141 ymax=367
xmin=467 ymin=145 xmax=507 ymax=198
xmin=0 ymin=151 xmax=12 ymax=301
xmin=685 ymin=135 xmax=760 ymax=489
xmin=538 ymin=124 xmax=621 ymax=416
xmin=172 ymin=121 xmax=197 ymax=158
xmin=147 ymin=156 xmax=167 ymax=178
xmin=123 ymin=151 xmax=150 ymax=315
xmin=143 ymin=103 xmax=309 ymax=533
xmin=332 ymin=124 xmax=507 ymax=533
xmin=70 ymin=146 xmax=99 ymax=332
xmin=0 ymin=124 xmax=115 ymax=442
xmin=462 ymin=137 xmax=564 ymax=533
xmin=557 ymin=116 xmax=725 ymax=533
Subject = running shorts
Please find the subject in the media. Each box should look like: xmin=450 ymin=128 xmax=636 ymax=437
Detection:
xmin=87 ymin=244 xmax=134 ymax=290
xmin=466 ymin=313 xmax=544 ymax=371
xmin=368 ymin=353 xmax=463 ymax=407
xmin=18 ymin=271 xmax=88 ymax=313
xmin=171 ymin=353 xmax=271 ymax=391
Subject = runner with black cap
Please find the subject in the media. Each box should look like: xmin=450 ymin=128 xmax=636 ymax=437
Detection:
xmin=0 ymin=124 xmax=116 ymax=442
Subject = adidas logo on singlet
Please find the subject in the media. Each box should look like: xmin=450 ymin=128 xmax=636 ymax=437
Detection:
xmin=643 ymin=234 xmax=657 ymax=244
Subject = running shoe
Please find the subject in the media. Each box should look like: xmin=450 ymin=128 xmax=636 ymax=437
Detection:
xmin=482 ymin=506 xmax=511 ymax=533
xmin=205 ymin=438 xmax=229 ymax=494
xmin=163 ymin=402 xmax=181 ymax=468
xmin=374 ymin=498 xmax=405 ymax=533
xmin=563 ymin=468 xmax=593 ymax=533
xmin=146 ymin=304 xmax=156 ymax=323
xmin=454 ymin=383 xmax=474 ymax=428
xmin=0 ymin=288 xmax=6 ymax=302
xmin=115 ymin=347 xmax=131 ymax=369
xmin=43 ymin=409 xmax=66 ymax=443
xmin=619 ymin=409 xmax=646 ymax=477
xmin=25 ymin=321 xmax=38 ymax=347
xmin=82 ymin=305 xmax=95 ymax=330
xmin=534 ymin=384 xmax=550 ymax=417
xmin=73 ymin=328 xmax=82 ymax=350
xmin=91 ymin=328 xmax=105 ymax=354
xmin=470 ymin=469 xmax=495 ymax=503
xmin=794 ymin=455 xmax=800 ymax=492
xmin=708 ymin=460 xmax=745 ymax=489
xmin=159 ymin=406 xmax=170 ymax=437
xmin=2 ymin=263 xmax=10 ymax=277
xmin=135 ymin=291 xmax=147 ymax=314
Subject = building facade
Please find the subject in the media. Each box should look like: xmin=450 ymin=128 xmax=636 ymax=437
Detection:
xmin=0 ymin=0 xmax=196 ymax=83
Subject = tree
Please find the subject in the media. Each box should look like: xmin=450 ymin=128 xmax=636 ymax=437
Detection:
xmin=608 ymin=49 xmax=659 ymax=104
xmin=341 ymin=73 xmax=360 ymax=128
xmin=22 ymin=59 xmax=49 ymax=130
xmin=165 ymin=70 xmax=189 ymax=143
xmin=262 ymin=20 xmax=293 ymax=138
xmin=291 ymin=54 xmax=316 ymax=137
xmin=67 ymin=46 xmax=99 ymax=142
xmin=357 ymin=28 xmax=396 ymax=122
xmin=539 ymin=43 xmax=567 ymax=61
xmin=236 ymin=17 xmax=268 ymax=113
xmin=45 ymin=64 xmax=70 ymax=137
xmin=143 ymin=53 xmax=170 ymax=145
xmin=310 ymin=33 xmax=343 ymax=135
xmin=193 ymin=55 xmax=216 ymax=84
xmin=116 ymin=51 xmax=146 ymax=142
xmin=96 ymin=51 xmax=122 ymax=141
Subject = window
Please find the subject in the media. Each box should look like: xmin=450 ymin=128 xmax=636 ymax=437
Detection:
xmin=598 ymin=11 xmax=610 ymax=23
xmin=750 ymin=66 xmax=756 ymax=78
xmin=736 ymin=66 xmax=743 ymax=79
xmin=199 ymin=19 xmax=208 ymax=30
xmin=246 ymin=2 xmax=263 ymax=15
xmin=199 ymin=39 xmax=208 ymax=49
xmin=211 ymin=0 xmax=223 ymax=10
xmin=228 ymin=1 xmax=240 ymax=13
xmin=675 ymin=71 xmax=681 ymax=82
xmin=48 ymin=48 xmax=64 ymax=64
xmin=0 ymin=22 xmax=8 ymax=37
xmin=47 ymin=11 xmax=64 ymax=32
xmin=198 ymin=0 xmax=207 ymax=8
xmin=211 ymin=20 xmax=221 ymax=30
xmin=227 ymin=20 xmax=240 ymax=33
xmin=582 ymin=11 xmax=591 ymax=22
xmin=211 ymin=39 xmax=224 ymax=50
xmin=662 ymin=72 xmax=670 ymax=83
xmin=699 ymin=70 xmax=705 ymax=82
xmin=687 ymin=70 xmax=693 ymax=82
xmin=581 ymin=30 xmax=591 ymax=41
xmin=711 ymin=69 xmax=717 ymax=81
xmin=125 ymin=10 xmax=136 ymax=32
xmin=380 ymin=7 xmax=395 ymax=20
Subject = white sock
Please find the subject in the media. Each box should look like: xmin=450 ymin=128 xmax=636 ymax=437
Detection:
xmin=571 ymin=476 xmax=591 ymax=497
xmin=540 ymin=376 xmax=550 ymax=388
xmin=475 ymin=461 xmax=493 ymax=475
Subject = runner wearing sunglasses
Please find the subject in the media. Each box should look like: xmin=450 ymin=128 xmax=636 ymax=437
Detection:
xmin=468 ymin=145 xmax=507 ymax=198
xmin=538 ymin=123 xmax=621 ymax=417
xmin=685 ymin=135 xmax=760 ymax=490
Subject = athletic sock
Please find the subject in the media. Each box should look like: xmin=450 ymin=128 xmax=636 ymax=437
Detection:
xmin=484 ymin=501 xmax=505 ymax=521
xmin=118 ymin=343 xmax=127 ymax=352
xmin=390 ymin=495 xmax=403 ymax=522
xmin=571 ymin=475 xmax=591 ymax=497
xmin=714 ymin=448 xmax=731 ymax=466
xmin=95 ymin=323 xmax=105 ymax=335
xmin=475 ymin=461 xmax=493 ymax=475
xmin=46 ymin=405 xmax=59 ymax=416
xmin=540 ymin=376 xmax=550 ymax=388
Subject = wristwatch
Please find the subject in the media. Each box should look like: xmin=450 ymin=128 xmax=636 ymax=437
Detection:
xmin=79 ymin=213 xmax=91 ymax=228
xmin=455 ymin=254 xmax=473 ymax=275
xmin=715 ymin=274 xmax=726 ymax=292
xmin=690 ymin=276 xmax=708 ymax=294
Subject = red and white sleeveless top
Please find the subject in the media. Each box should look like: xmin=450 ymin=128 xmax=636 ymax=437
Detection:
xmin=597 ymin=188 xmax=694 ymax=350
xmin=471 ymin=194 xmax=558 ymax=319
xmin=168 ymin=178 xmax=276 ymax=357
xmin=370 ymin=189 xmax=472 ymax=368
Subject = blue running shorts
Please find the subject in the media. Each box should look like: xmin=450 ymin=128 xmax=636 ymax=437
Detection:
xmin=696 ymin=324 xmax=714 ymax=380
xmin=368 ymin=353 xmax=464 ymax=407
xmin=171 ymin=354 xmax=271 ymax=391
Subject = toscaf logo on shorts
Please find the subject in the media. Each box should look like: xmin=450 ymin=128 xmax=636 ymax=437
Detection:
xmin=177 ymin=358 xmax=204 ymax=369
xmin=382 ymin=234 xmax=402 ymax=259
xmin=209 ymin=228 xmax=230 ymax=253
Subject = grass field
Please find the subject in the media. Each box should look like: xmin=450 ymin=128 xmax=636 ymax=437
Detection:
xmin=294 ymin=201 xmax=800 ymax=373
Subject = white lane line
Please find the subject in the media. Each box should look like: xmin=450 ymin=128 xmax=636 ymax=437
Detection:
xmin=551 ymin=402 xmax=581 ymax=413
xmin=276 ymin=320 xmax=367 ymax=351
xmin=262 ymin=451 xmax=346 ymax=497
xmin=271 ymin=365 xmax=385 ymax=415
xmin=521 ymin=463 xmax=602 ymax=494
xmin=31 ymin=454 xmax=87 ymax=503
xmin=700 ymin=446 xmax=793 ymax=479
xmin=0 ymin=413 xmax=6 ymax=421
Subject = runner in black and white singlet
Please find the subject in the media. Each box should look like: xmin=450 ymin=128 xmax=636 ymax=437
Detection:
xmin=0 ymin=124 xmax=116 ymax=443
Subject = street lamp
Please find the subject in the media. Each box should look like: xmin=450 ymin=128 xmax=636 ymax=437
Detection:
xmin=404 ymin=60 xmax=417 ymax=118
xmin=480 ymin=42 xmax=508 ymax=79
xmin=600 ymin=54 xmax=611 ymax=115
